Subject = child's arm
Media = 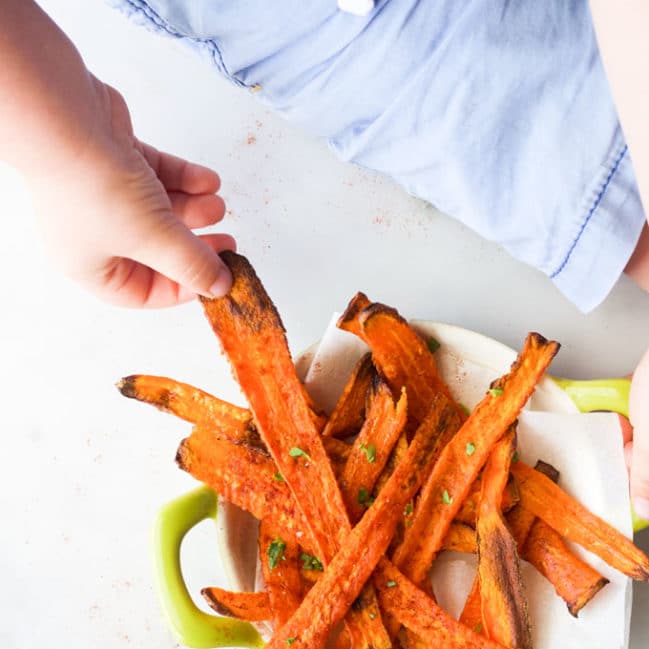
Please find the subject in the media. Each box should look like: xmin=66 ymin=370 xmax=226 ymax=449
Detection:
xmin=0 ymin=0 xmax=233 ymax=306
xmin=590 ymin=1 xmax=649 ymax=519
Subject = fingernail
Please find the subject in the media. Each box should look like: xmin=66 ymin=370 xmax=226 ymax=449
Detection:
xmin=633 ymin=497 xmax=649 ymax=521
xmin=207 ymin=265 xmax=232 ymax=298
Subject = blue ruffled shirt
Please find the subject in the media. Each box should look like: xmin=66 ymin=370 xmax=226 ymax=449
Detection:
xmin=110 ymin=0 xmax=645 ymax=312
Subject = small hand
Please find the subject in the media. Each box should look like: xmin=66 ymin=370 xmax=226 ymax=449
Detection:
xmin=30 ymin=80 xmax=234 ymax=307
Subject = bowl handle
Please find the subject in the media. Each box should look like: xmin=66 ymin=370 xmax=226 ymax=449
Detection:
xmin=552 ymin=377 xmax=648 ymax=532
xmin=152 ymin=485 xmax=265 ymax=648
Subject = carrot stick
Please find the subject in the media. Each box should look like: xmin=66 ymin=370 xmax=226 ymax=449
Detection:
xmin=201 ymin=588 xmax=271 ymax=622
xmin=373 ymin=559 xmax=505 ymax=649
xmin=512 ymin=460 xmax=649 ymax=580
xmin=454 ymin=474 xmax=519 ymax=527
xmin=476 ymin=430 xmax=532 ymax=649
xmin=392 ymin=332 xmax=559 ymax=586
xmin=322 ymin=353 xmax=375 ymax=438
xmin=522 ymin=518 xmax=609 ymax=616
xmin=259 ymin=519 xmax=304 ymax=628
xmin=200 ymin=252 xmax=388 ymax=649
xmin=265 ymin=394 xmax=461 ymax=649
xmin=338 ymin=296 xmax=464 ymax=426
xmin=339 ymin=381 xmax=407 ymax=522
xmin=442 ymin=523 xmax=478 ymax=553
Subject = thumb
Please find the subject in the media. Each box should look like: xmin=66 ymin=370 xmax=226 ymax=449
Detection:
xmin=132 ymin=218 xmax=233 ymax=298
xmin=629 ymin=346 xmax=649 ymax=520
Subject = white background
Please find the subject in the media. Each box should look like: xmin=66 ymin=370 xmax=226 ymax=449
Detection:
xmin=1 ymin=1 xmax=648 ymax=647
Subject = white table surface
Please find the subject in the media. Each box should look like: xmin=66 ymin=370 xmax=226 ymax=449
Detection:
xmin=1 ymin=2 xmax=648 ymax=647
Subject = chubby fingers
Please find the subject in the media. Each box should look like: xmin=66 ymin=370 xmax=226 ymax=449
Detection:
xmin=169 ymin=191 xmax=226 ymax=229
xmin=629 ymin=347 xmax=649 ymax=521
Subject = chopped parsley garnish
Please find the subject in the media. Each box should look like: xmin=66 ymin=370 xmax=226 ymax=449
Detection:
xmin=488 ymin=387 xmax=504 ymax=397
xmin=441 ymin=490 xmax=453 ymax=505
xmin=465 ymin=442 xmax=476 ymax=456
xmin=459 ymin=403 xmax=471 ymax=416
xmin=285 ymin=638 xmax=296 ymax=645
xmin=386 ymin=580 xmax=397 ymax=588
xmin=289 ymin=446 xmax=311 ymax=461
xmin=357 ymin=487 xmax=374 ymax=506
xmin=273 ymin=472 xmax=285 ymax=482
xmin=474 ymin=623 xmax=483 ymax=634
xmin=267 ymin=538 xmax=286 ymax=570
xmin=300 ymin=553 xmax=324 ymax=572
xmin=427 ymin=337 xmax=441 ymax=354
xmin=512 ymin=451 xmax=520 ymax=463
xmin=404 ymin=501 xmax=414 ymax=516
xmin=369 ymin=612 xmax=377 ymax=620
xmin=360 ymin=442 xmax=376 ymax=463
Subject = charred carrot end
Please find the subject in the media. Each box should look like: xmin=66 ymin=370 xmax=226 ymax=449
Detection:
xmin=522 ymin=518 xmax=609 ymax=617
xmin=477 ymin=430 xmax=532 ymax=649
xmin=337 ymin=292 xmax=372 ymax=337
xmin=323 ymin=353 xmax=375 ymax=438
xmin=116 ymin=374 xmax=251 ymax=431
xmin=393 ymin=332 xmax=559 ymax=586
xmin=512 ymin=461 xmax=649 ymax=581
xmin=374 ymin=559 xmax=504 ymax=649
xmin=201 ymin=587 xmax=272 ymax=622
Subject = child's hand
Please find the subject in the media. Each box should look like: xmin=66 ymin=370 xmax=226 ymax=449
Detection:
xmin=629 ymin=351 xmax=649 ymax=521
xmin=1 ymin=0 xmax=233 ymax=307
xmin=30 ymin=80 xmax=234 ymax=307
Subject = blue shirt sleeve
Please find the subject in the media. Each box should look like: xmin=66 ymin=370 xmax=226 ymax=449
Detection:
xmin=110 ymin=0 xmax=646 ymax=312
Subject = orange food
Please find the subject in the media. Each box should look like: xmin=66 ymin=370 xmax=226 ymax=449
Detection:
xmin=202 ymin=588 xmax=271 ymax=622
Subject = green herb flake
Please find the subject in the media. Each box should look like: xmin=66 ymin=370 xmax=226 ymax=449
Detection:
xmin=357 ymin=487 xmax=374 ymax=507
xmin=404 ymin=501 xmax=414 ymax=516
xmin=267 ymin=538 xmax=286 ymax=570
xmin=289 ymin=446 xmax=311 ymax=461
xmin=427 ymin=337 xmax=441 ymax=354
xmin=441 ymin=490 xmax=453 ymax=505
xmin=369 ymin=612 xmax=377 ymax=620
xmin=459 ymin=403 xmax=471 ymax=416
xmin=512 ymin=451 xmax=520 ymax=463
xmin=465 ymin=442 xmax=476 ymax=456
xmin=360 ymin=442 xmax=376 ymax=464
xmin=386 ymin=580 xmax=397 ymax=588
xmin=300 ymin=552 xmax=324 ymax=572
xmin=473 ymin=623 xmax=483 ymax=634
xmin=488 ymin=387 xmax=504 ymax=397
xmin=273 ymin=472 xmax=285 ymax=482
xmin=285 ymin=638 xmax=296 ymax=645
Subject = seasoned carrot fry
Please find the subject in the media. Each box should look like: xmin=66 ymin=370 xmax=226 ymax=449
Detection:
xmin=392 ymin=332 xmax=559 ymax=586
xmin=339 ymin=381 xmax=407 ymax=522
xmin=458 ymin=579 xmax=483 ymax=637
xmin=201 ymin=588 xmax=271 ymax=622
xmin=323 ymin=353 xmax=375 ymax=438
xmin=200 ymin=252 xmax=388 ymax=649
xmin=522 ymin=518 xmax=609 ymax=617
xmin=265 ymin=394 xmax=460 ymax=649
xmin=455 ymin=475 xmax=519 ymax=527
xmin=442 ymin=523 xmax=478 ymax=553
xmin=373 ymin=559 xmax=504 ymax=649
xmin=117 ymin=374 xmax=252 ymax=434
xmin=338 ymin=296 xmax=464 ymax=426
xmin=259 ymin=519 xmax=303 ymax=628
xmin=512 ymin=460 xmax=649 ymax=580
xmin=476 ymin=430 xmax=531 ymax=649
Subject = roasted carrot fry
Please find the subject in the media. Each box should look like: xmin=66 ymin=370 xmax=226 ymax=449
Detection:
xmin=201 ymin=588 xmax=271 ymax=622
xmin=522 ymin=518 xmax=609 ymax=617
xmin=200 ymin=252 xmax=388 ymax=649
xmin=259 ymin=519 xmax=303 ymax=628
xmin=117 ymin=374 xmax=253 ymax=435
xmin=323 ymin=353 xmax=375 ymax=438
xmin=373 ymin=559 xmax=504 ymax=649
xmin=392 ymin=332 xmax=559 ymax=586
xmin=338 ymin=296 xmax=465 ymax=426
xmin=339 ymin=382 xmax=407 ymax=522
xmin=455 ymin=474 xmax=519 ymax=527
xmin=476 ymin=430 xmax=531 ymax=649
xmin=512 ymin=460 xmax=649 ymax=580
xmin=458 ymin=579 xmax=483 ymax=637
xmin=265 ymin=394 xmax=460 ymax=649
xmin=442 ymin=523 xmax=478 ymax=553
